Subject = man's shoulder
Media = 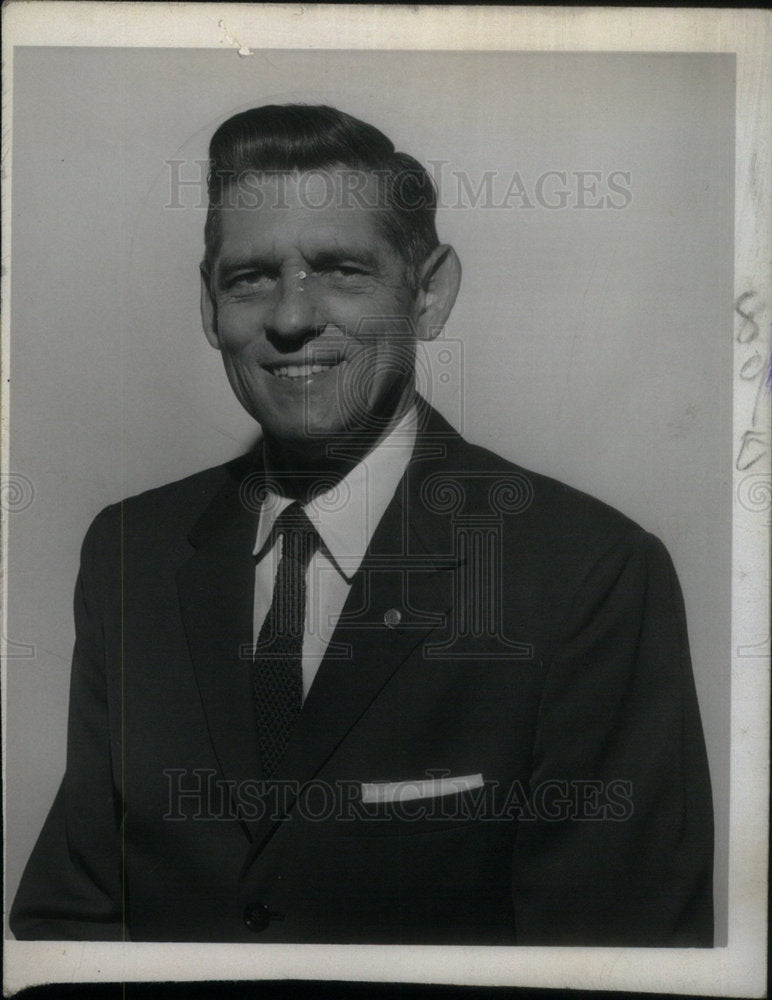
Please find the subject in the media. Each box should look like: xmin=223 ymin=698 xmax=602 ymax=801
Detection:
xmin=83 ymin=454 xmax=255 ymax=549
xmin=436 ymin=431 xmax=674 ymax=621
xmin=418 ymin=400 xmax=642 ymax=529
xmin=439 ymin=425 xmax=645 ymax=540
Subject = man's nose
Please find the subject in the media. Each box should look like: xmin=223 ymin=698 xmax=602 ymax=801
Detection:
xmin=266 ymin=270 xmax=318 ymax=340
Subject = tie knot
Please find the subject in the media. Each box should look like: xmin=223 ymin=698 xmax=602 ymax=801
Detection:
xmin=275 ymin=501 xmax=320 ymax=565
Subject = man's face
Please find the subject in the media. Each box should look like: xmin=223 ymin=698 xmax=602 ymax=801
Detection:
xmin=202 ymin=170 xmax=420 ymax=451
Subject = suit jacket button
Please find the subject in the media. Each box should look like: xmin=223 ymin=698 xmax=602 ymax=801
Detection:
xmin=384 ymin=608 xmax=402 ymax=628
xmin=243 ymin=902 xmax=272 ymax=932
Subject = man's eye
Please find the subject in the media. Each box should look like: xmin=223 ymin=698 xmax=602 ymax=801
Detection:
xmin=229 ymin=272 xmax=277 ymax=291
xmin=314 ymin=265 xmax=368 ymax=282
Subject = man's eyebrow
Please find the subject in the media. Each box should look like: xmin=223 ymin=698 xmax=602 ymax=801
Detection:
xmin=306 ymin=248 xmax=381 ymax=269
xmin=216 ymin=253 xmax=278 ymax=276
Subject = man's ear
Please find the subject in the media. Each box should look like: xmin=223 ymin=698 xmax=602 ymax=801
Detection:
xmin=200 ymin=264 xmax=220 ymax=349
xmin=414 ymin=244 xmax=461 ymax=342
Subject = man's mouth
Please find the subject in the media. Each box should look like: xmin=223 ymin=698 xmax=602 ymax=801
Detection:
xmin=264 ymin=360 xmax=343 ymax=380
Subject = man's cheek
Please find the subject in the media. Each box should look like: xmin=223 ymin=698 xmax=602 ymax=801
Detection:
xmin=217 ymin=306 xmax=265 ymax=344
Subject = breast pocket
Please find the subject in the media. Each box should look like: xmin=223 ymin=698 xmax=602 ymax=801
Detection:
xmin=335 ymin=773 xmax=489 ymax=837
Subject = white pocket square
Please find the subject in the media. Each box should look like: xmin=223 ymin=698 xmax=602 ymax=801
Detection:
xmin=360 ymin=773 xmax=484 ymax=804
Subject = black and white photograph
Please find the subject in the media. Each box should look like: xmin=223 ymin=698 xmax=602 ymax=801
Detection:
xmin=2 ymin=4 xmax=769 ymax=996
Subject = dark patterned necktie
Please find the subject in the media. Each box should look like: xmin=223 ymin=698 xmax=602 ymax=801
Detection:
xmin=253 ymin=501 xmax=320 ymax=779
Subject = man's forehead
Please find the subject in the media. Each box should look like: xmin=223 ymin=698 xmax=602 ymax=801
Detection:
xmin=224 ymin=167 xmax=386 ymax=211
xmin=214 ymin=171 xmax=396 ymax=261
xmin=216 ymin=213 xmax=388 ymax=258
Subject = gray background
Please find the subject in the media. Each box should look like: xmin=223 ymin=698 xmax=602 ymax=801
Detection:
xmin=5 ymin=48 xmax=734 ymax=940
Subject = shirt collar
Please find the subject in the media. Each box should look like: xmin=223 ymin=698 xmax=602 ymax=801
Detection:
xmin=253 ymin=406 xmax=418 ymax=581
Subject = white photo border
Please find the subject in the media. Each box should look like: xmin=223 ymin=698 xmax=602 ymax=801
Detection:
xmin=1 ymin=4 xmax=769 ymax=997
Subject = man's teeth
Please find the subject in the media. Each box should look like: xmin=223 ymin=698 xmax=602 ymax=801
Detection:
xmin=271 ymin=362 xmax=338 ymax=379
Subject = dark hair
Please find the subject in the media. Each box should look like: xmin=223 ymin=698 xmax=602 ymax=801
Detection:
xmin=203 ymin=104 xmax=439 ymax=290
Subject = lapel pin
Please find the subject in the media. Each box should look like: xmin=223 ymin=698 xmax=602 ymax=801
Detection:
xmin=384 ymin=608 xmax=402 ymax=628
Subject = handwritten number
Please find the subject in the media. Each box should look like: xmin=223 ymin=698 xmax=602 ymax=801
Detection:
xmin=735 ymin=291 xmax=761 ymax=344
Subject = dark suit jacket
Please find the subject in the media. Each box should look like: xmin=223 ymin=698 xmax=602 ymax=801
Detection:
xmin=11 ymin=403 xmax=713 ymax=944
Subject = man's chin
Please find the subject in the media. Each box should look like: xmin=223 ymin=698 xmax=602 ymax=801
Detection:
xmin=258 ymin=410 xmax=404 ymax=468
xmin=259 ymin=418 xmax=349 ymax=454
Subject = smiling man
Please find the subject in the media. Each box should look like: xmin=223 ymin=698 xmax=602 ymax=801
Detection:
xmin=11 ymin=105 xmax=714 ymax=945
xmin=200 ymin=161 xmax=456 ymax=477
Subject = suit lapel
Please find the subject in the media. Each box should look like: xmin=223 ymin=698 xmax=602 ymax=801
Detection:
xmin=176 ymin=457 xmax=265 ymax=803
xmin=275 ymin=478 xmax=458 ymax=788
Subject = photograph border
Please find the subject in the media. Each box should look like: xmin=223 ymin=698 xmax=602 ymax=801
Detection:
xmin=1 ymin=4 xmax=769 ymax=997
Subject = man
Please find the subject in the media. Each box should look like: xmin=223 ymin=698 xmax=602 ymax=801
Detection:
xmin=11 ymin=104 xmax=713 ymax=945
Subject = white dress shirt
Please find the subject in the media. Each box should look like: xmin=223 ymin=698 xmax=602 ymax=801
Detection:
xmin=252 ymin=406 xmax=418 ymax=700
